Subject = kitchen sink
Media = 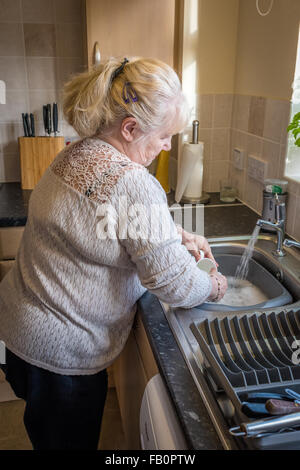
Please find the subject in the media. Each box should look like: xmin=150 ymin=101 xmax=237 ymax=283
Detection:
xmin=162 ymin=234 xmax=300 ymax=450
xmin=200 ymin=251 xmax=293 ymax=311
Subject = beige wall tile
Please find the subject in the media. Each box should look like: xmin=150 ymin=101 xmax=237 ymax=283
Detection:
xmin=196 ymin=94 xmax=213 ymax=129
xmin=26 ymin=57 xmax=58 ymax=89
xmin=28 ymin=89 xmax=59 ymax=131
xmin=198 ymin=128 xmax=212 ymax=162
xmin=248 ymin=96 xmax=266 ymax=137
xmin=0 ymin=23 xmax=24 ymax=56
xmin=0 ymin=0 xmax=85 ymax=183
xmin=213 ymin=94 xmax=233 ymax=128
xmin=244 ymin=175 xmax=261 ymax=212
xmin=209 ymin=160 xmax=230 ymax=192
xmin=55 ymin=22 xmax=83 ymax=58
xmin=0 ymin=123 xmax=23 ymax=154
xmin=247 ymin=134 xmax=263 ymax=157
xmin=230 ymin=129 xmax=248 ymax=160
xmin=211 ymin=128 xmax=230 ymax=161
xmin=279 ymin=142 xmax=288 ymax=178
xmin=56 ymin=57 xmax=85 ymax=88
xmin=291 ymin=196 xmax=300 ymax=242
xmin=24 ymin=23 xmax=56 ymax=57
xmin=61 ymin=121 xmax=79 ymax=139
xmin=230 ymin=164 xmax=246 ymax=200
xmin=281 ymin=101 xmax=292 ymax=144
xmin=202 ymin=161 xmax=210 ymax=192
xmin=0 ymin=57 xmax=26 ymax=89
xmin=0 ymin=153 xmax=20 ymax=182
xmin=257 ymin=187 xmax=263 ymax=215
xmin=262 ymin=140 xmax=281 ymax=178
xmin=263 ymin=99 xmax=287 ymax=143
xmin=285 ymin=191 xmax=296 ymax=237
xmin=22 ymin=0 xmax=54 ymax=23
xmin=54 ymin=0 xmax=84 ymax=24
xmin=0 ymin=0 xmax=21 ymax=22
xmin=285 ymin=176 xmax=300 ymax=196
xmin=232 ymin=94 xmax=250 ymax=131
xmin=0 ymin=90 xmax=28 ymax=123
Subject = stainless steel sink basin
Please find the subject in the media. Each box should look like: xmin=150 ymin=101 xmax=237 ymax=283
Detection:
xmin=198 ymin=243 xmax=294 ymax=311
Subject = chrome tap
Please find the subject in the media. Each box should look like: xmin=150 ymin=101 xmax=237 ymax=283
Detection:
xmin=256 ymin=193 xmax=286 ymax=257
xmin=283 ymin=238 xmax=300 ymax=250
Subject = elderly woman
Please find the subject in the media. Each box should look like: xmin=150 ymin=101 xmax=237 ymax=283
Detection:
xmin=0 ymin=57 xmax=227 ymax=450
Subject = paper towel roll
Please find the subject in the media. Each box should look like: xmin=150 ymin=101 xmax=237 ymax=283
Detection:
xmin=175 ymin=142 xmax=204 ymax=203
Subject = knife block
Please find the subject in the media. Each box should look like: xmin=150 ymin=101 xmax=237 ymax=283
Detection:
xmin=19 ymin=137 xmax=65 ymax=189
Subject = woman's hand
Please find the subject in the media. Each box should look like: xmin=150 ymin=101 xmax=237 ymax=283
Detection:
xmin=176 ymin=225 xmax=217 ymax=265
xmin=207 ymin=272 xmax=228 ymax=302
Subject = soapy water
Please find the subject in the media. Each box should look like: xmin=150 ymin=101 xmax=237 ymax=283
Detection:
xmin=217 ymin=276 xmax=268 ymax=306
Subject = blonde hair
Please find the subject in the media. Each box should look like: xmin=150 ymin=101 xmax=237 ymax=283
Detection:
xmin=63 ymin=57 xmax=190 ymax=139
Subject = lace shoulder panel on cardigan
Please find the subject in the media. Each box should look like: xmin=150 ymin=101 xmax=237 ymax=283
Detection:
xmin=50 ymin=138 xmax=147 ymax=204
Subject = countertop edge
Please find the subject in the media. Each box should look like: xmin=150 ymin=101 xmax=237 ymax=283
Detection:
xmin=137 ymin=291 xmax=223 ymax=450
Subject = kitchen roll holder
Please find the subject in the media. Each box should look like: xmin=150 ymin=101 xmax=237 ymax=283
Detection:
xmin=175 ymin=120 xmax=210 ymax=204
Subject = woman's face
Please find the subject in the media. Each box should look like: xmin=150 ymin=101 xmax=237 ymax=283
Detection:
xmin=130 ymin=130 xmax=172 ymax=167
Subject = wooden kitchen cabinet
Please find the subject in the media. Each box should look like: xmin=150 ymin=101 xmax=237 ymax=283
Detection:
xmin=113 ymin=312 xmax=159 ymax=450
xmin=0 ymin=226 xmax=25 ymax=282
xmin=85 ymin=0 xmax=178 ymax=69
xmin=0 ymin=227 xmax=24 ymax=261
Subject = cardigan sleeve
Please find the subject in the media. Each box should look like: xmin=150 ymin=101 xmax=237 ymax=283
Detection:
xmin=108 ymin=168 xmax=212 ymax=309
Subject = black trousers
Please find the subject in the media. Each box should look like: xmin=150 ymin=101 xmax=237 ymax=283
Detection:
xmin=1 ymin=349 xmax=108 ymax=450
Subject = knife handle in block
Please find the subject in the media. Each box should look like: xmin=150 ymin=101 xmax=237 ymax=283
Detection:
xmin=53 ymin=103 xmax=58 ymax=135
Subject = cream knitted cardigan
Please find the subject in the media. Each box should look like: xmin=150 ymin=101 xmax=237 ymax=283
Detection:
xmin=0 ymin=138 xmax=211 ymax=375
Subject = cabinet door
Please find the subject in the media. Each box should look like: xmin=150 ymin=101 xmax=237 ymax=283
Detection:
xmin=0 ymin=260 xmax=15 ymax=282
xmin=114 ymin=329 xmax=148 ymax=450
xmin=0 ymin=227 xmax=24 ymax=260
xmin=86 ymin=0 xmax=176 ymax=68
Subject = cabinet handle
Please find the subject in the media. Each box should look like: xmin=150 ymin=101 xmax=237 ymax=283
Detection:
xmin=93 ymin=42 xmax=101 ymax=66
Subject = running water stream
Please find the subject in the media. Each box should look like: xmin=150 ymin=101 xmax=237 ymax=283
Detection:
xmin=234 ymin=224 xmax=261 ymax=284
xmin=223 ymin=225 xmax=263 ymax=306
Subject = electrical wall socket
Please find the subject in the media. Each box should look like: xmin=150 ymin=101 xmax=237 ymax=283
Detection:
xmin=247 ymin=154 xmax=268 ymax=183
xmin=233 ymin=148 xmax=244 ymax=170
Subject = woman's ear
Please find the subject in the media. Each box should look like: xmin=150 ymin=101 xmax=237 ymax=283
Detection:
xmin=120 ymin=117 xmax=138 ymax=142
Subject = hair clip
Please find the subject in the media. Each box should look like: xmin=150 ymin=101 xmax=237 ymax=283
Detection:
xmin=110 ymin=58 xmax=129 ymax=83
xmin=122 ymin=82 xmax=138 ymax=104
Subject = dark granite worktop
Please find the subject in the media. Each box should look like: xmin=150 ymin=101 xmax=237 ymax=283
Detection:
xmin=0 ymin=182 xmax=260 ymax=450
xmin=0 ymin=183 xmax=31 ymax=227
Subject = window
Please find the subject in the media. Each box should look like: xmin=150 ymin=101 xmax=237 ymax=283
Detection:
xmin=285 ymin=25 xmax=300 ymax=181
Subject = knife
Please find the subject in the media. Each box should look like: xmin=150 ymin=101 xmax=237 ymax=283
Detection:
xmin=24 ymin=113 xmax=31 ymax=137
xmin=29 ymin=113 xmax=35 ymax=137
xmin=43 ymin=105 xmax=48 ymax=135
xmin=53 ymin=103 xmax=58 ymax=136
xmin=266 ymin=399 xmax=300 ymax=415
xmin=239 ymin=392 xmax=293 ymax=403
xmin=47 ymin=103 xmax=52 ymax=135
xmin=22 ymin=113 xmax=29 ymax=137
xmin=241 ymin=401 xmax=271 ymax=418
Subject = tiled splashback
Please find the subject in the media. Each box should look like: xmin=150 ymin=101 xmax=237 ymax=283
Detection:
xmin=169 ymin=94 xmax=233 ymax=194
xmin=170 ymin=92 xmax=300 ymax=241
xmin=0 ymin=0 xmax=85 ymax=182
